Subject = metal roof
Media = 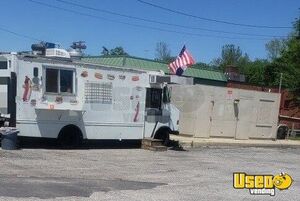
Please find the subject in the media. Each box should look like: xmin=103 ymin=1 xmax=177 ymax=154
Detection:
xmin=15 ymin=54 xmax=147 ymax=74
xmin=82 ymin=56 xmax=227 ymax=82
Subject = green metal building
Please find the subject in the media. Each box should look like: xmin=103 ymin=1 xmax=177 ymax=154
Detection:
xmin=82 ymin=55 xmax=227 ymax=86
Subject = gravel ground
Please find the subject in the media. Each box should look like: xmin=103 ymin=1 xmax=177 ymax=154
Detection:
xmin=0 ymin=145 xmax=299 ymax=201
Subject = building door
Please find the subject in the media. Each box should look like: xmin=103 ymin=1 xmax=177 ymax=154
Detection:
xmin=209 ymin=88 xmax=237 ymax=138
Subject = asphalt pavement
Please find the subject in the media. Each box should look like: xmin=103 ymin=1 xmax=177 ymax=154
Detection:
xmin=0 ymin=145 xmax=299 ymax=200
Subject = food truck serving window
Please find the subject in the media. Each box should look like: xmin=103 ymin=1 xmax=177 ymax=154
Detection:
xmin=146 ymin=88 xmax=162 ymax=109
xmin=45 ymin=68 xmax=74 ymax=94
xmin=60 ymin=70 xmax=73 ymax=93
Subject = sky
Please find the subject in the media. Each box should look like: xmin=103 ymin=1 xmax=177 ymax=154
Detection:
xmin=0 ymin=0 xmax=299 ymax=63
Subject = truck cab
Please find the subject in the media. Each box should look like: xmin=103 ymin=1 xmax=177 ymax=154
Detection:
xmin=144 ymin=73 xmax=180 ymax=144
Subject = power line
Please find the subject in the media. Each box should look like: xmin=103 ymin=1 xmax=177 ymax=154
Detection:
xmin=0 ymin=26 xmax=42 ymax=41
xmin=27 ymin=0 xmax=280 ymax=41
xmin=137 ymin=0 xmax=293 ymax=29
xmin=55 ymin=0 xmax=286 ymax=38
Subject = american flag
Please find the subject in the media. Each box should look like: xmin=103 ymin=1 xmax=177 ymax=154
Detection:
xmin=168 ymin=45 xmax=195 ymax=76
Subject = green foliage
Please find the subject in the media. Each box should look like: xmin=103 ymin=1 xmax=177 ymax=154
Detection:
xmin=242 ymin=59 xmax=269 ymax=86
xmin=191 ymin=62 xmax=211 ymax=69
xmin=265 ymin=39 xmax=287 ymax=61
xmin=266 ymin=19 xmax=300 ymax=90
xmin=101 ymin=46 xmax=129 ymax=56
xmin=221 ymin=44 xmax=242 ymax=66
xmin=110 ymin=46 xmax=129 ymax=56
xmin=213 ymin=44 xmax=250 ymax=71
xmin=278 ymin=37 xmax=300 ymax=67
xmin=211 ymin=18 xmax=300 ymax=90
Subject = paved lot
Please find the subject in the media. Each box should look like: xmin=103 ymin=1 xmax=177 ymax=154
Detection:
xmin=0 ymin=145 xmax=299 ymax=201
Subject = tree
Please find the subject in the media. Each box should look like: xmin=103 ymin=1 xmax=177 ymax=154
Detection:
xmin=242 ymin=59 xmax=269 ymax=86
xmin=154 ymin=42 xmax=175 ymax=63
xmin=212 ymin=44 xmax=250 ymax=71
xmin=238 ymin=53 xmax=250 ymax=73
xmin=221 ymin=44 xmax=243 ymax=67
xmin=212 ymin=44 xmax=271 ymax=86
xmin=265 ymin=39 xmax=287 ymax=61
xmin=101 ymin=46 xmax=109 ymax=55
xmin=191 ymin=62 xmax=211 ymax=69
xmin=264 ymin=62 xmax=294 ymax=89
xmin=210 ymin=58 xmax=222 ymax=67
xmin=101 ymin=46 xmax=129 ymax=56
xmin=110 ymin=46 xmax=128 ymax=56
xmin=210 ymin=19 xmax=300 ymax=90
xmin=264 ymin=19 xmax=300 ymax=90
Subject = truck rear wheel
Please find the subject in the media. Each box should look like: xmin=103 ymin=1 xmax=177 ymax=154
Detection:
xmin=58 ymin=125 xmax=83 ymax=148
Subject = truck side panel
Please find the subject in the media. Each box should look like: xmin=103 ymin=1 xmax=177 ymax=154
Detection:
xmin=15 ymin=58 xmax=149 ymax=140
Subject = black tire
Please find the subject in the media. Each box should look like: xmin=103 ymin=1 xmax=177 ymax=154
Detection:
xmin=58 ymin=125 xmax=83 ymax=148
xmin=155 ymin=129 xmax=170 ymax=146
xmin=277 ymin=126 xmax=288 ymax=139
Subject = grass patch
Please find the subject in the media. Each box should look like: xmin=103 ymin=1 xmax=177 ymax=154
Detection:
xmin=288 ymin=136 xmax=300 ymax=140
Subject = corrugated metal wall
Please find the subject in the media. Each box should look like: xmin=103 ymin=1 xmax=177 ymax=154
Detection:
xmin=171 ymin=84 xmax=281 ymax=139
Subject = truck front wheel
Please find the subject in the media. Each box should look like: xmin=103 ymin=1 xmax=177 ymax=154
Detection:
xmin=154 ymin=128 xmax=170 ymax=146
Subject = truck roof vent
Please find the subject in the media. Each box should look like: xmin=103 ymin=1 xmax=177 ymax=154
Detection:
xmin=68 ymin=41 xmax=86 ymax=60
xmin=31 ymin=42 xmax=46 ymax=55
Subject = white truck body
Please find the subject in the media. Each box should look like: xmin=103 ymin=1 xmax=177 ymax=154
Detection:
xmin=0 ymin=52 xmax=179 ymax=141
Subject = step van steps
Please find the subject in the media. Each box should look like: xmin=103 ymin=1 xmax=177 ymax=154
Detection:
xmin=141 ymin=138 xmax=167 ymax=151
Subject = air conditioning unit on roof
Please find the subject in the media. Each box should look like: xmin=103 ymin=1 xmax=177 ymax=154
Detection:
xmin=149 ymin=75 xmax=170 ymax=84
xmin=45 ymin=48 xmax=70 ymax=59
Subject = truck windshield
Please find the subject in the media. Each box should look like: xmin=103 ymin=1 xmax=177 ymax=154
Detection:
xmin=146 ymin=88 xmax=162 ymax=109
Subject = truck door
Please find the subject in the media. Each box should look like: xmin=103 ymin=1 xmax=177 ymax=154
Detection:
xmin=0 ymin=56 xmax=9 ymax=117
xmin=145 ymin=88 xmax=162 ymax=117
xmin=0 ymin=77 xmax=8 ymax=115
